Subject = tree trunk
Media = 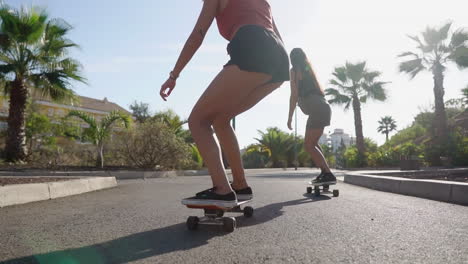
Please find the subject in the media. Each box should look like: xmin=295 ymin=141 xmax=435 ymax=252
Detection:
xmin=432 ymin=64 xmax=448 ymax=143
xmin=5 ymin=78 xmax=28 ymax=162
xmin=352 ymin=96 xmax=365 ymax=156
xmin=96 ymin=143 xmax=104 ymax=168
xmin=385 ymin=132 xmax=389 ymax=142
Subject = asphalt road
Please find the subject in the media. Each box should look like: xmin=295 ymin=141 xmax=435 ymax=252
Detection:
xmin=1 ymin=169 xmax=467 ymax=264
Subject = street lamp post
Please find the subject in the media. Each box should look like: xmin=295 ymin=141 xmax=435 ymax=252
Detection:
xmin=294 ymin=107 xmax=298 ymax=171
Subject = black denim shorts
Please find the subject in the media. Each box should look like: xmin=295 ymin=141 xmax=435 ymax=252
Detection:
xmin=225 ymin=25 xmax=290 ymax=83
xmin=298 ymin=94 xmax=332 ymax=129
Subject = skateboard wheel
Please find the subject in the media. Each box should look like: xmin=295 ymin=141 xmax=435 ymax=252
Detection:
xmin=223 ymin=217 xmax=236 ymax=232
xmin=187 ymin=216 xmax=199 ymax=231
xmin=243 ymin=206 xmax=254 ymax=218
xmin=333 ymin=189 xmax=339 ymax=197
xmin=306 ymin=187 xmax=312 ymax=194
xmin=314 ymin=189 xmax=320 ymax=196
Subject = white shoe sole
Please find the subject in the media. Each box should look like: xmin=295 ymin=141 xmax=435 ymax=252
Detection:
xmin=181 ymin=198 xmax=238 ymax=208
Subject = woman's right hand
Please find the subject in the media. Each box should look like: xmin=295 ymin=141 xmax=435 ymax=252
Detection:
xmin=287 ymin=118 xmax=293 ymax=130
xmin=160 ymin=78 xmax=176 ymax=101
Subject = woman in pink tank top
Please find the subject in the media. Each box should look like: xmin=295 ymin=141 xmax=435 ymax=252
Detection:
xmin=160 ymin=0 xmax=289 ymax=206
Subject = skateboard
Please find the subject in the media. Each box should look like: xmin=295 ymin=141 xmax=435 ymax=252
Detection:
xmin=306 ymin=181 xmax=339 ymax=197
xmin=181 ymin=197 xmax=253 ymax=232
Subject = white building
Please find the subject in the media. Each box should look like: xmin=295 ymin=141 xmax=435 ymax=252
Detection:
xmin=318 ymin=133 xmax=329 ymax=146
xmin=330 ymin=129 xmax=354 ymax=152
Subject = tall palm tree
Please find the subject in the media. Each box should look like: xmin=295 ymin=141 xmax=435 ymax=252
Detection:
xmin=67 ymin=110 xmax=131 ymax=168
xmin=399 ymin=22 xmax=468 ymax=144
xmin=0 ymin=5 xmax=85 ymax=161
xmin=377 ymin=116 xmax=397 ymax=142
xmin=326 ymin=61 xmax=388 ymax=156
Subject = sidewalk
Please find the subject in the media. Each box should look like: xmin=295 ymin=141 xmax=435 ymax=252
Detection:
xmin=0 ymin=176 xmax=117 ymax=208
xmin=344 ymin=169 xmax=468 ymax=206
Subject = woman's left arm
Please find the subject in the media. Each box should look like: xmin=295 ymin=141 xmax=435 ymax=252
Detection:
xmin=160 ymin=0 xmax=218 ymax=101
xmin=287 ymin=69 xmax=298 ymax=130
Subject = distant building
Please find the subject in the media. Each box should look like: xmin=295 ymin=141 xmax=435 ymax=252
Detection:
xmin=330 ymin=129 xmax=355 ymax=152
xmin=0 ymin=94 xmax=130 ymax=129
xmin=318 ymin=133 xmax=329 ymax=146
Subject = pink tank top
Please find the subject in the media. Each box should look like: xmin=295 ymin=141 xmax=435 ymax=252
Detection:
xmin=216 ymin=0 xmax=274 ymax=41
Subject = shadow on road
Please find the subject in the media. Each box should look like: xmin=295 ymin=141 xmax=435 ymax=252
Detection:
xmin=238 ymin=195 xmax=331 ymax=228
xmin=3 ymin=196 xmax=332 ymax=263
xmin=2 ymin=223 xmax=227 ymax=264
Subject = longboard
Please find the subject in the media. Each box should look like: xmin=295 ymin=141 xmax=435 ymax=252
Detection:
xmin=306 ymin=181 xmax=339 ymax=197
xmin=182 ymin=197 xmax=253 ymax=232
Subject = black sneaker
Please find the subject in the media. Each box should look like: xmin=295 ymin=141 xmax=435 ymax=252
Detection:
xmin=189 ymin=191 xmax=237 ymax=207
xmin=312 ymin=172 xmax=336 ymax=185
xmin=312 ymin=171 xmax=325 ymax=182
xmin=196 ymin=187 xmax=215 ymax=196
xmin=232 ymin=186 xmax=253 ymax=200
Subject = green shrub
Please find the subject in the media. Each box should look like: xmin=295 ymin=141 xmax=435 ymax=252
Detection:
xmin=115 ymin=121 xmax=191 ymax=170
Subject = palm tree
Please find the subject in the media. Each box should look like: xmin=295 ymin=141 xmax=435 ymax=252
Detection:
xmin=326 ymin=61 xmax=388 ymax=156
xmin=67 ymin=110 xmax=131 ymax=168
xmin=152 ymin=109 xmax=188 ymax=138
xmin=255 ymin=127 xmax=295 ymax=168
xmin=0 ymin=5 xmax=85 ymax=161
xmin=399 ymin=22 xmax=468 ymax=144
xmin=377 ymin=116 xmax=397 ymax=142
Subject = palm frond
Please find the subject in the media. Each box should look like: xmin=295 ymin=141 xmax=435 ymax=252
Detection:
xmin=449 ymin=46 xmax=468 ymax=68
xmin=325 ymin=88 xmax=351 ymax=106
xmin=421 ymin=25 xmax=445 ymax=51
xmin=450 ymin=29 xmax=468 ymax=48
xmin=346 ymin=61 xmax=367 ymax=83
xmin=329 ymin=79 xmax=351 ymax=93
xmin=363 ymin=70 xmax=381 ymax=83
xmin=101 ymin=111 xmax=131 ymax=131
xmin=363 ymin=81 xmax=388 ymax=101
xmin=359 ymin=95 xmax=367 ymax=104
xmin=397 ymin=51 xmax=419 ymax=58
xmin=399 ymin=58 xmax=425 ymax=79
xmin=0 ymin=33 xmax=11 ymax=50
xmin=407 ymin=35 xmax=424 ymax=48
xmin=437 ymin=22 xmax=452 ymax=42
xmin=331 ymin=66 xmax=348 ymax=84
xmin=0 ymin=5 xmax=48 ymax=44
xmin=67 ymin=110 xmax=97 ymax=130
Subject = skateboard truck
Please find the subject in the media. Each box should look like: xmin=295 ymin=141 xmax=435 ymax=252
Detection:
xmin=306 ymin=183 xmax=339 ymax=197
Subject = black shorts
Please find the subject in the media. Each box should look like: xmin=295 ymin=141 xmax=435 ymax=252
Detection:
xmin=225 ymin=25 xmax=290 ymax=83
xmin=298 ymin=94 xmax=332 ymax=129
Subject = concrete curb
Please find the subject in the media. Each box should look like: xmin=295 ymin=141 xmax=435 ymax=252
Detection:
xmin=0 ymin=177 xmax=117 ymax=208
xmin=344 ymin=172 xmax=468 ymax=206
xmin=0 ymin=167 xmax=316 ymax=179
xmin=0 ymin=170 xmax=211 ymax=179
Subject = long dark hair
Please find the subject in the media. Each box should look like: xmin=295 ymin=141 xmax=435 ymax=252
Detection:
xmin=290 ymin=48 xmax=324 ymax=96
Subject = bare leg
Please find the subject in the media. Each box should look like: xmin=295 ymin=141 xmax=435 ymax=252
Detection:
xmin=305 ymin=128 xmax=331 ymax=173
xmin=315 ymin=144 xmax=325 ymax=172
xmin=189 ymin=65 xmax=272 ymax=195
xmin=213 ymin=82 xmax=283 ymax=190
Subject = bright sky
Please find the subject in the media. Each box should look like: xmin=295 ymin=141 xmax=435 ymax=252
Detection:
xmin=9 ymin=0 xmax=468 ymax=147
